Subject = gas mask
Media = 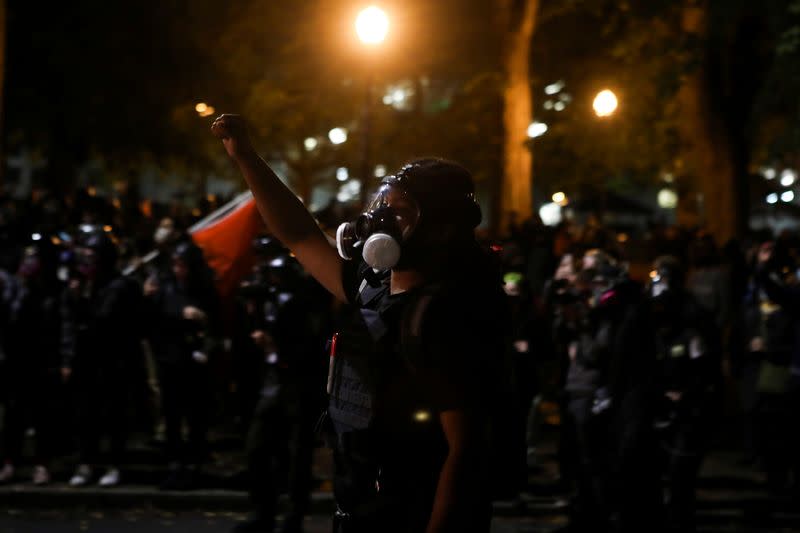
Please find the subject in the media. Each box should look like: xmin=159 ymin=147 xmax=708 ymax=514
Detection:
xmin=586 ymin=276 xmax=614 ymax=308
xmin=336 ymin=183 xmax=420 ymax=271
xmin=648 ymin=257 xmax=683 ymax=303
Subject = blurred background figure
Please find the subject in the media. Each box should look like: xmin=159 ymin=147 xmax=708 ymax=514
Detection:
xmin=144 ymin=240 xmax=219 ymax=490
xmin=559 ymin=249 xmax=661 ymax=533
xmin=61 ymin=229 xmax=144 ymax=488
xmin=233 ymin=236 xmax=328 ymax=533
xmin=649 ymin=256 xmax=720 ymax=533
xmin=0 ymin=234 xmax=63 ymax=485
xmin=733 ymin=240 xmax=797 ymax=492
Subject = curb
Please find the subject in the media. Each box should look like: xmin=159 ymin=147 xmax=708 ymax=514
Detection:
xmin=0 ymin=485 xmax=569 ymax=518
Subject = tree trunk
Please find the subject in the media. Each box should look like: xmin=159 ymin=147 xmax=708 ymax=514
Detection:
xmin=497 ymin=0 xmax=538 ymax=236
xmin=677 ymin=1 xmax=756 ymax=244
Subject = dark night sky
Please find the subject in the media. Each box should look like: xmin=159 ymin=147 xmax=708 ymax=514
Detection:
xmin=6 ymin=1 xmax=210 ymax=157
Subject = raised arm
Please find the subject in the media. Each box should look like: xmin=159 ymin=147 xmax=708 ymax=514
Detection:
xmin=211 ymin=114 xmax=346 ymax=302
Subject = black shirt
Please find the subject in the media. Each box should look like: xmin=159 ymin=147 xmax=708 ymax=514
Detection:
xmin=336 ymin=260 xmax=495 ymax=532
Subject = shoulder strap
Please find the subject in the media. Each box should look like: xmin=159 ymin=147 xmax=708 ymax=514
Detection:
xmin=355 ymin=263 xmax=389 ymax=306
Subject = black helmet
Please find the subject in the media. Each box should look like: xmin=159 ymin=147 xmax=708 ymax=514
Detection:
xmin=81 ymin=231 xmax=118 ymax=269
xmin=251 ymin=235 xmax=287 ymax=258
xmin=385 ymin=159 xmax=482 ymax=230
xmin=172 ymin=240 xmax=206 ymax=270
xmin=265 ymin=253 xmax=302 ymax=288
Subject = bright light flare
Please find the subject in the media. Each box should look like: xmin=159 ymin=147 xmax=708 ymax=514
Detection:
xmin=544 ymin=80 xmax=565 ymax=95
xmin=196 ymin=102 xmax=215 ymax=117
xmin=355 ymin=6 xmax=389 ymax=45
xmin=782 ymin=190 xmax=795 ymax=203
xmin=552 ymin=192 xmax=568 ymax=206
xmin=657 ymin=188 xmax=678 ymax=209
xmin=527 ymin=121 xmax=548 ymax=138
xmin=593 ymin=89 xmax=618 ymax=117
xmin=329 ymin=128 xmax=348 ymax=145
xmin=780 ymin=169 xmax=796 ymax=187
xmin=413 ymin=410 xmax=431 ymax=423
xmin=767 ymin=193 xmax=779 ymax=204
xmin=539 ymin=202 xmax=562 ymax=226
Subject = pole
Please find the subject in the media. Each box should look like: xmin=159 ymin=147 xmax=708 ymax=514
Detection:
xmin=358 ymin=72 xmax=374 ymax=208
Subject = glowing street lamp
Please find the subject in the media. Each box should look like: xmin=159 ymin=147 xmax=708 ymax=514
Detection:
xmin=195 ymin=102 xmax=215 ymax=117
xmin=355 ymin=6 xmax=389 ymax=45
xmin=552 ymin=192 xmax=568 ymax=206
xmin=593 ymin=89 xmax=618 ymax=118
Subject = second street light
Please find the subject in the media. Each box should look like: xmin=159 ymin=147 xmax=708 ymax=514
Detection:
xmin=355 ymin=6 xmax=389 ymax=206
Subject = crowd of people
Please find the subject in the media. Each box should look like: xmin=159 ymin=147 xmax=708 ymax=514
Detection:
xmin=1 ymin=181 xmax=799 ymax=532
xmin=502 ymin=218 xmax=800 ymax=531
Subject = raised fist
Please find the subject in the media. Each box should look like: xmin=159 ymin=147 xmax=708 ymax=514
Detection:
xmin=211 ymin=114 xmax=254 ymax=160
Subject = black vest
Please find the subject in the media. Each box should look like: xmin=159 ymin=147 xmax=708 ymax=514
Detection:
xmin=326 ymin=275 xmax=449 ymax=526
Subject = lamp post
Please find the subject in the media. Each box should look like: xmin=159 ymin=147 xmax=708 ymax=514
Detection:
xmin=355 ymin=6 xmax=388 ymax=206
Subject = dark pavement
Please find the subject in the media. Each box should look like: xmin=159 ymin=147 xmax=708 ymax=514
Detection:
xmin=1 ymin=423 xmax=800 ymax=532
xmin=2 ymin=447 xmax=800 ymax=532
xmin=0 ymin=510 xmax=571 ymax=533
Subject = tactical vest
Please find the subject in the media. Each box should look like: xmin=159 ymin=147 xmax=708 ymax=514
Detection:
xmin=328 ymin=277 xmax=392 ymax=432
xmin=322 ymin=274 xmax=399 ymax=519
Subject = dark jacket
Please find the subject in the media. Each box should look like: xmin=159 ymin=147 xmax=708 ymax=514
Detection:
xmin=60 ymin=274 xmax=143 ymax=371
xmin=145 ymin=274 xmax=219 ymax=366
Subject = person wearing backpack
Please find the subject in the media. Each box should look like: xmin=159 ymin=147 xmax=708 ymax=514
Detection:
xmin=213 ymin=114 xmax=512 ymax=533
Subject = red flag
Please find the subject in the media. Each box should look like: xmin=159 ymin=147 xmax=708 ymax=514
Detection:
xmin=191 ymin=195 xmax=264 ymax=298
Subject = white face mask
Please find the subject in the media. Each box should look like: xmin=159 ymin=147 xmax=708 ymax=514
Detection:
xmin=154 ymin=227 xmax=173 ymax=245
